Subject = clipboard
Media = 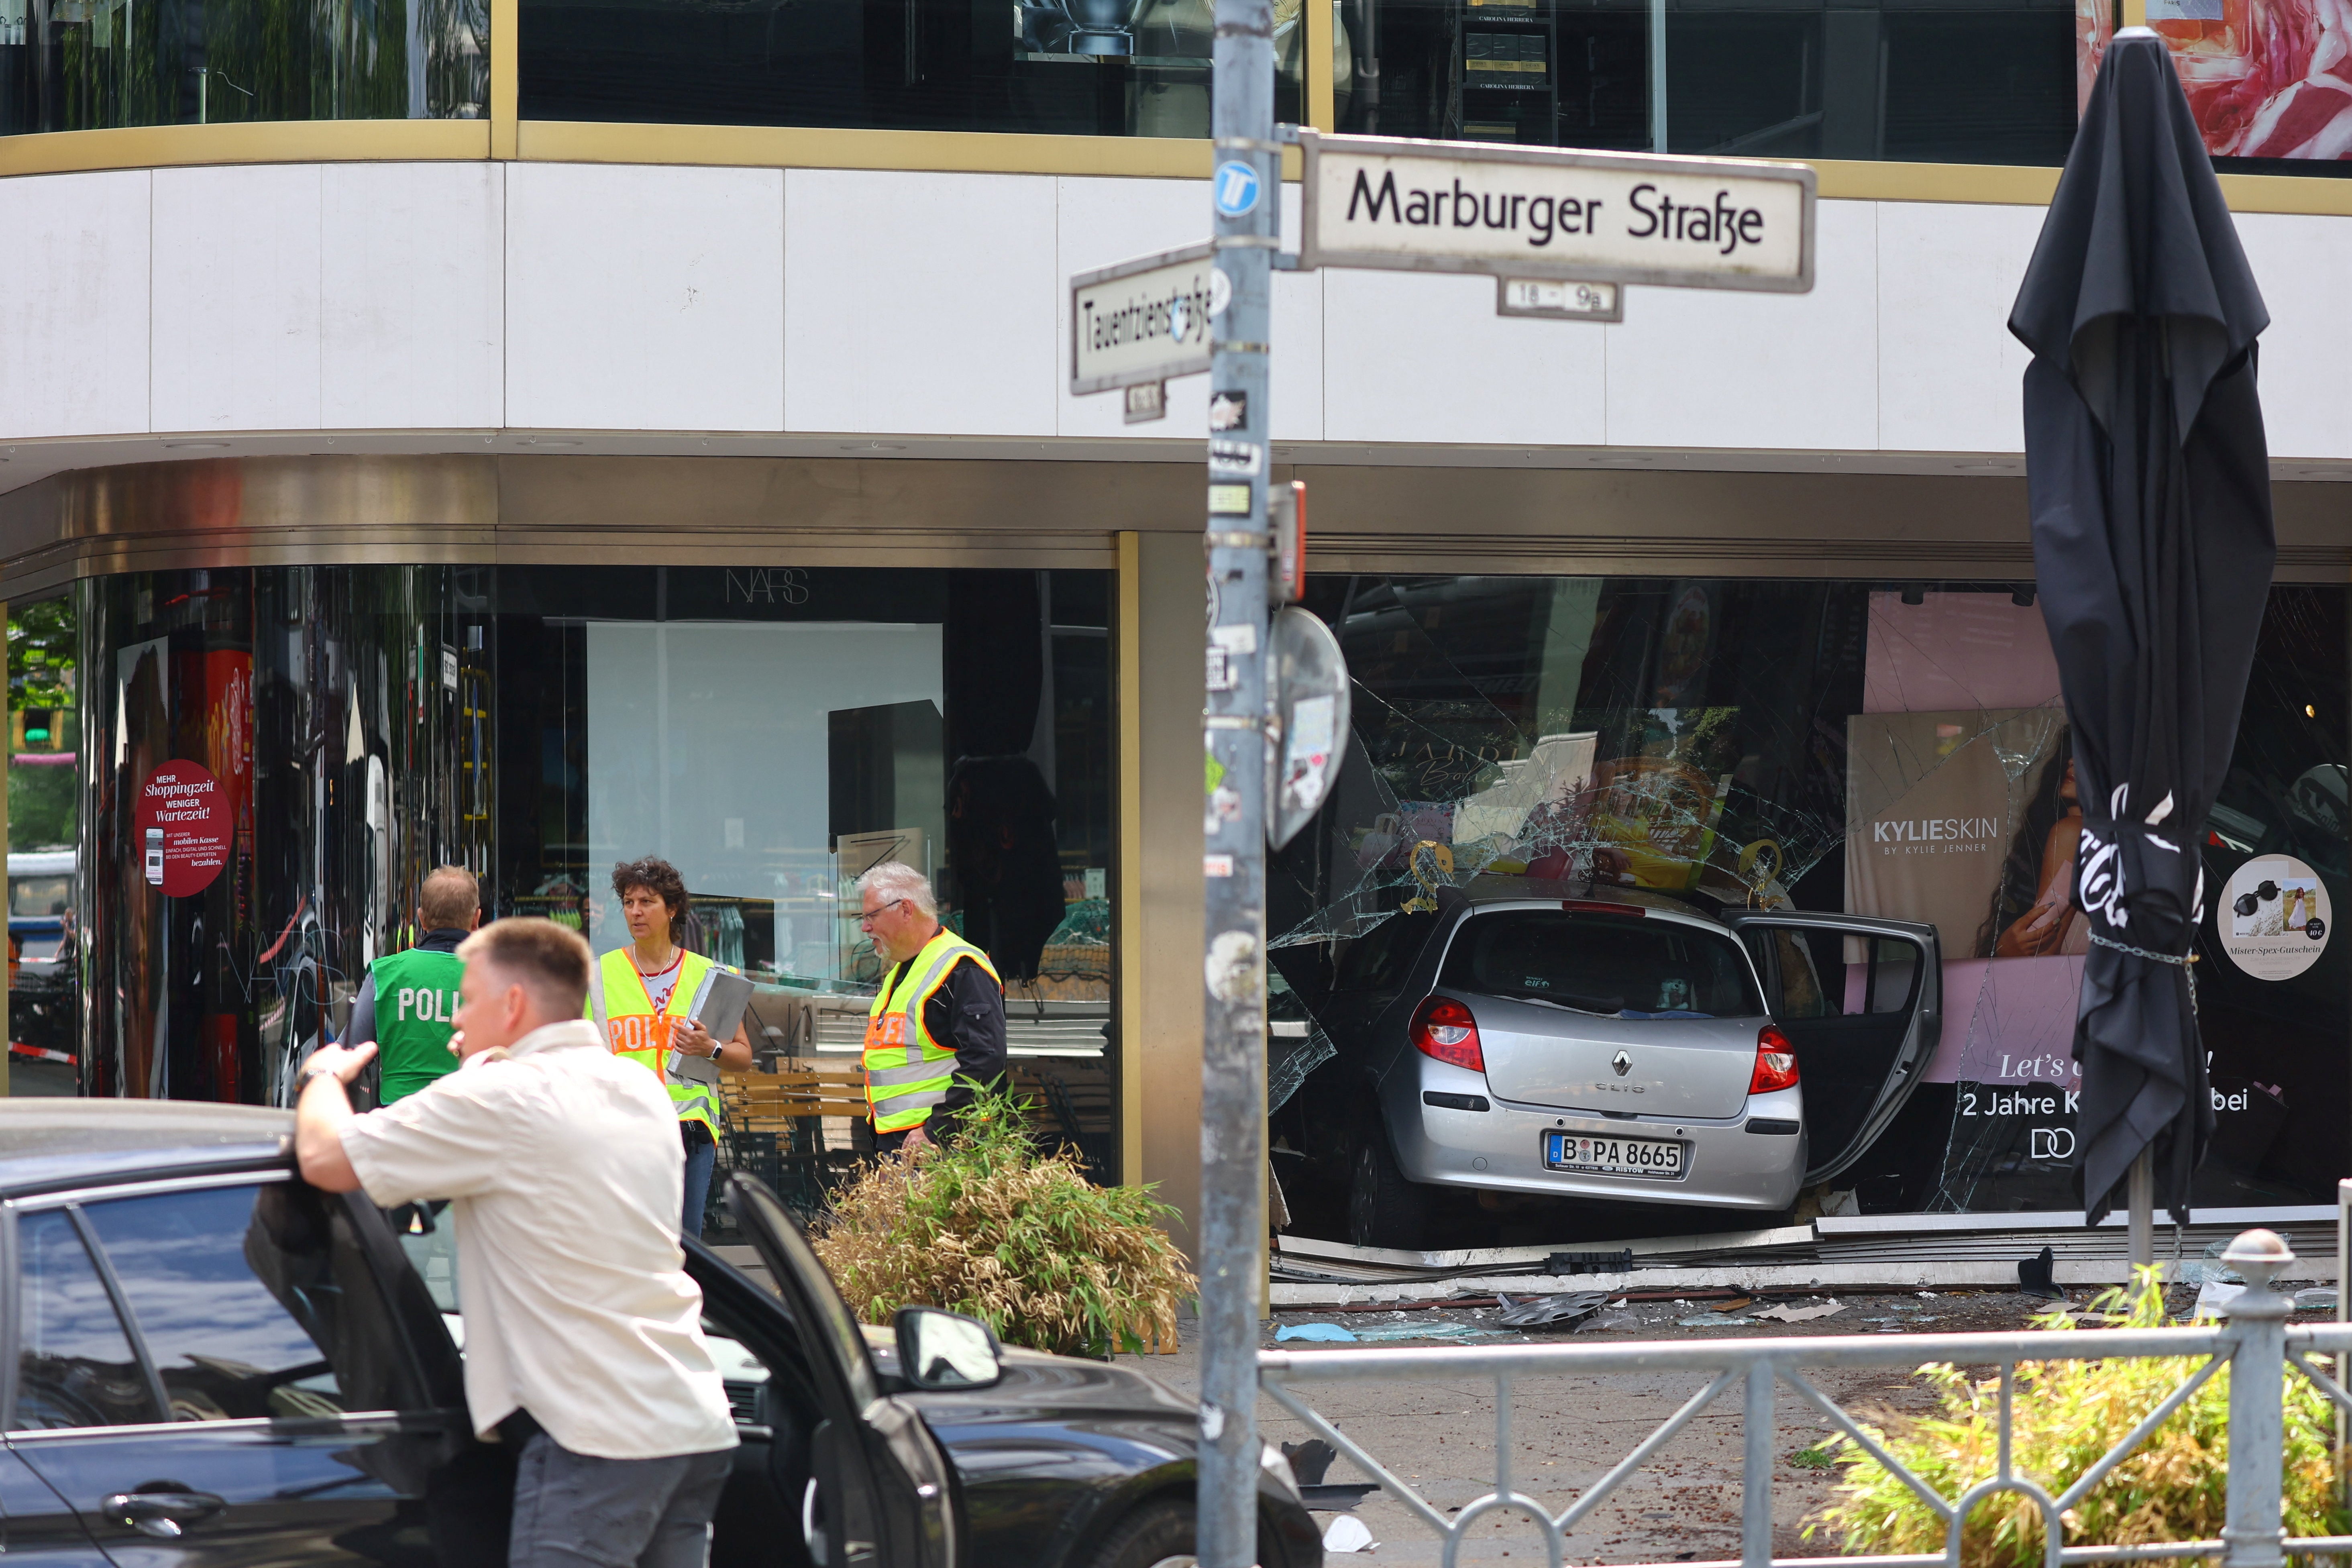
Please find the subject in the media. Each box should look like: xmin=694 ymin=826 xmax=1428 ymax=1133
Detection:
xmin=666 ymin=967 xmax=756 ymax=1087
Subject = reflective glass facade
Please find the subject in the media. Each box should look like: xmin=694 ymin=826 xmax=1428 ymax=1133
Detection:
xmin=518 ymin=0 xmax=1303 ymax=135
xmin=1268 ymin=578 xmax=2349 ymax=1228
xmin=8 ymin=0 xmax=2352 ymax=167
xmin=1337 ymin=0 xmax=2078 ymax=163
xmin=0 ymin=0 xmax=486 ymax=133
xmin=67 ymin=564 xmax=1115 ymax=1181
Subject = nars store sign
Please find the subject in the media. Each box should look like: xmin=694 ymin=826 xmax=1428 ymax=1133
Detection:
xmin=1298 ymin=130 xmax=1816 ymax=293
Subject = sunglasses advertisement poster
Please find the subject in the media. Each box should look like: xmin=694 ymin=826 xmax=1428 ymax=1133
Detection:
xmin=2220 ymin=854 xmax=2331 ymax=980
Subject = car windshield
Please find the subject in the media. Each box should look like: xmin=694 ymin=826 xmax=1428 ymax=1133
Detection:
xmin=1440 ymin=908 xmax=1763 ymax=1019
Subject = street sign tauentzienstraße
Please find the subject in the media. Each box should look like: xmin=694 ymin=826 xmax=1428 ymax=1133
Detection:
xmin=1069 ymin=241 xmax=1217 ymax=396
xmin=1299 ymin=130 xmax=1815 ymax=293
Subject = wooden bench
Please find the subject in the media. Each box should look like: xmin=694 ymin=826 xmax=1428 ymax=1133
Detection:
xmin=722 ymin=1064 xmax=869 ymax=1132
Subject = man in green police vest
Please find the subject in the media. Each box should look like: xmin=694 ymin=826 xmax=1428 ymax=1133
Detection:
xmin=347 ymin=866 xmax=481 ymax=1106
xmin=856 ymin=861 xmax=1007 ymax=1157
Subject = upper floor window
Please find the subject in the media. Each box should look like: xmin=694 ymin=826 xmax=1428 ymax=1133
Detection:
xmin=516 ymin=0 xmax=1303 ymax=136
xmin=1334 ymin=0 xmax=2079 ymax=165
xmin=0 ymin=0 xmax=485 ymax=135
xmin=2 ymin=0 xmax=2347 ymax=166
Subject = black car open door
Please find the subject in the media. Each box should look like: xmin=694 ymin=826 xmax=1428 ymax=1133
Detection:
xmin=1720 ymin=911 xmax=1942 ymax=1186
xmin=725 ymin=1173 xmax=956 ymax=1568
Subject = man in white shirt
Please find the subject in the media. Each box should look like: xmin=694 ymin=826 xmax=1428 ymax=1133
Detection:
xmin=294 ymin=917 xmax=740 ymax=1568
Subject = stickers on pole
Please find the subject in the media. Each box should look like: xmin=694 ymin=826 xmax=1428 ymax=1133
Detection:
xmin=2218 ymin=854 xmax=2330 ymax=980
xmin=136 ymin=759 xmax=231 ymax=897
xmin=1213 ymin=161 xmax=1262 ymax=218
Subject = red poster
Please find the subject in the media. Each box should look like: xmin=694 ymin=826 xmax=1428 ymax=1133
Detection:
xmin=135 ymin=761 xmax=232 ymax=897
xmin=2082 ymin=0 xmax=2352 ymax=159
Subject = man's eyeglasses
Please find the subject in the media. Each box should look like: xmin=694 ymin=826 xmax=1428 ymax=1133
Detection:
xmin=858 ymin=897 xmax=906 ymax=929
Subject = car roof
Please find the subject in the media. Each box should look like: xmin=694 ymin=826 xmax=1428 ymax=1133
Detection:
xmin=0 ymin=1100 xmax=293 ymax=1198
xmin=1444 ymin=875 xmax=1725 ymax=925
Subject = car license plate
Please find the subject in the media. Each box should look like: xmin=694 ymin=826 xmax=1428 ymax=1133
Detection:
xmin=1543 ymin=1131 xmax=1686 ymax=1179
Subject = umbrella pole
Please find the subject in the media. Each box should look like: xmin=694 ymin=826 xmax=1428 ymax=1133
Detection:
xmin=2128 ymin=1146 xmax=2155 ymax=1267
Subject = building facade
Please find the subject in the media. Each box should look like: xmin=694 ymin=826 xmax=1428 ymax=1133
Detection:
xmin=2 ymin=0 xmax=2349 ymax=1252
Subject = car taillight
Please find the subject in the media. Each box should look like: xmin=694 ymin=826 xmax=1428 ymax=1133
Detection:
xmin=1409 ymin=996 xmax=1484 ymax=1073
xmin=1749 ymin=1024 xmax=1799 ymax=1094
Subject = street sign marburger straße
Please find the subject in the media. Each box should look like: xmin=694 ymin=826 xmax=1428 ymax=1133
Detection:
xmin=1299 ymin=130 xmax=1815 ymax=292
xmin=1070 ymin=241 xmax=1215 ymax=396
xmin=1068 ymin=135 xmax=1814 ymax=395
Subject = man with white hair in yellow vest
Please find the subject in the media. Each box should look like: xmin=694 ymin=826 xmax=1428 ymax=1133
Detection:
xmin=856 ymin=861 xmax=1007 ymax=1155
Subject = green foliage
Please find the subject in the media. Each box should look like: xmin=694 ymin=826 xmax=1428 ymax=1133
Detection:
xmin=812 ymin=1083 xmax=1196 ymax=1358
xmin=10 ymin=765 xmax=77 ymax=852
xmin=1813 ymin=1271 xmax=2347 ymax=1568
xmin=8 ymin=601 xmax=77 ymax=850
xmin=9 ymin=599 xmax=75 ymax=711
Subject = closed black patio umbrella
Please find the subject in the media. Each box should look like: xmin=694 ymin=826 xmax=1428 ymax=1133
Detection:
xmin=2008 ymin=28 xmax=2275 ymax=1236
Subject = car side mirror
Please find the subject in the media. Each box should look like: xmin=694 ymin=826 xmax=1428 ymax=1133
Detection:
xmin=893 ymin=1306 xmax=1003 ymax=1391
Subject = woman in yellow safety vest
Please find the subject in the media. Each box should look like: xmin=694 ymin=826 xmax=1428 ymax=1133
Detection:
xmin=589 ymin=857 xmax=753 ymax=1237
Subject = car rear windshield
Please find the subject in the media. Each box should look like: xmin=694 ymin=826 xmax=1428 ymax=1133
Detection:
xmin=1439 ymin=909 xmax=1763 ymax=1019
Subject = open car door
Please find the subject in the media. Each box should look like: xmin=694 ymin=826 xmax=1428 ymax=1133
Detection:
xmin=726 ymin=1173 xmax=957 ymax=1568
xmin=1720 ymin=911 xmax=1942 ymax=1186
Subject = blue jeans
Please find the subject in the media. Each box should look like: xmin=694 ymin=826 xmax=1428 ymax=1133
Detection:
xmin=509 ymin=1427 xmax=733 ymax=1568
xmin=681 ymin=1130 xmax=715 ymax=1238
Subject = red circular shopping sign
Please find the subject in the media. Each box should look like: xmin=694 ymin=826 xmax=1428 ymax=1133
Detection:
xmin=134 ymin=760 xmax=231 ymax=897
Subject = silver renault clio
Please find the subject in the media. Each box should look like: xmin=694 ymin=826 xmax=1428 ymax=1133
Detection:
xmin=1302 ymin=879 xmax=1940 ymax=1249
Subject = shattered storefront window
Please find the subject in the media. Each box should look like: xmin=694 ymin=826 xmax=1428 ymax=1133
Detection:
xmin=1267 ymin=577 xmax=2349 ymax=1217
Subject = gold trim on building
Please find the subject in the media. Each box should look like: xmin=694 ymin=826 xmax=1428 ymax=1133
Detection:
xmin=1809 ymin=159 xmax=2352 ymax=215
xmin=491 ymin=0 xmax=521 ymax=159
xmin=1307 ymin=0 xmax=1338 ymax=133
xmin=516 ymin=120 xmax=1278 ymax=179
xmin=1 ymin=115 xmax=2350 ymax=216
xmin=0 ymin=118 xmax=490 ymax=177
xmin=1115 ymin=530 xmax=1145 ymax=1189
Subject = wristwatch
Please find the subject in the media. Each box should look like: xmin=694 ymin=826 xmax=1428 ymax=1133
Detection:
xmin=295 ymin=1062 xmax=338 ymax=1095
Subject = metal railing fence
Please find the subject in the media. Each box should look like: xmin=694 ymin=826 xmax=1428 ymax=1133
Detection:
xmin=1260 ymin=1229 xmax=2352 ymax=1568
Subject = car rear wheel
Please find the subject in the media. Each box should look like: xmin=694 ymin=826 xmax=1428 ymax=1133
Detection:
xmin=1348 ymin=1123 xmax=1432 ymax=1250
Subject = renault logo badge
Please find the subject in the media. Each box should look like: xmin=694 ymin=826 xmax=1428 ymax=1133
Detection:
xmin=1612 ymin=1051 xmax=1632 ymax=1077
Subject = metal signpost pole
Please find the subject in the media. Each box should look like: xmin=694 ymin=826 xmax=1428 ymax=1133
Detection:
xmin=1058 ymin=110 xmax=1815 ymax=1568
xmin=1198 ymin=0 xmax=1278 ymax=1561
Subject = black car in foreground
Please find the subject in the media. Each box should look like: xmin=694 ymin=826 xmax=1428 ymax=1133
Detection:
xmin=0 ymin=1101 xmax=1320 ymax=1568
